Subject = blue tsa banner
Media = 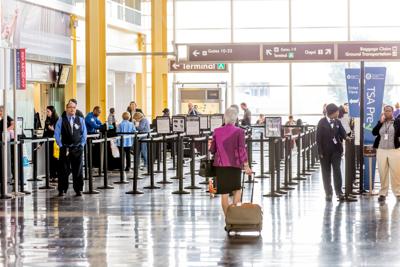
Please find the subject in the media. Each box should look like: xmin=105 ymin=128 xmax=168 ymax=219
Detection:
xmin=363 ymin=67 xmax=386 ymax=145
xmin=345 ymin=68 xmax=361 ymax=118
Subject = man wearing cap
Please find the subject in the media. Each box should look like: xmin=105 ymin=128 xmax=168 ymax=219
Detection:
xmin=54 ymin=99 xmax=87 ymax=197
xmin=316 ymin=103 xmax=353 ymax=202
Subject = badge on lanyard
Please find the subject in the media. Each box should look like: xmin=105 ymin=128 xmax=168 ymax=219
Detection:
xmin=332 ymin=137 xmax=338 ymax=144
xmin=384 ymin=134 xmax=389 ymax=140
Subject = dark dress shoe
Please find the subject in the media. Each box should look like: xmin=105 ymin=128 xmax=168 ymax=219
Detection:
xmin=378 ymin=195 xmax=386 ymax=202
xmin=124 ymin=168 xmax=130 ymax=171
xmin=58 ymin=192 xmax=65 ymax=197
xmin=338 ymin=195 xmax=346 ymax=201
xmin=75 ymin=191 xmax=82 ymax=197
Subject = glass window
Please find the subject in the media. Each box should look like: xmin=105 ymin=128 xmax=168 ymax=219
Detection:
xmin=351 ymin=0 xmax=400 ymax=27
xmin=292 ymin=28 xmax=347 ymax=42
xmin=234 ymin=29 xmax=289 ymax=42
xmin=351 ymin=27 xmax=400 ymax=41
xmin=292 ymin=0 xmax=347 ymax=27
xmin=292 ymin=63 xmax=347 ymax=86
xmin=235 ymin=63 xmax=289 ymax=85
xmin=293 ymin=86 xmax=347 ymax=114
xmin=176 ymin=1 xmax=230 ymax=29
xmin=234 ymin=0 xmax=289 ymax=28
xmin=175 ymin=29 xmax=230 ymax=43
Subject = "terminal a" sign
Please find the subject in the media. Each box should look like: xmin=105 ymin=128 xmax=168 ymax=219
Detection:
xmin=168 ymin=60 xmax=228 ymax=73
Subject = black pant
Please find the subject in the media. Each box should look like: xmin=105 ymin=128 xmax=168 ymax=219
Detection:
xmin=58 ymin=146 xmax=84 ymax=193
xmin=320 ymin=152 xmax=343 ymax=197
xmin=120 ymin=147 xmax=131 ymax=170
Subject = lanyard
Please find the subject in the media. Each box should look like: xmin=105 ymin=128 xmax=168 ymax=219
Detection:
xmin=384 ymin=120 xmax=393 ymax=134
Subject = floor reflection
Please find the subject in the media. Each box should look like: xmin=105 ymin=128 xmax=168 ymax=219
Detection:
xmin=0 ymin=168 xmax=400 ymax=266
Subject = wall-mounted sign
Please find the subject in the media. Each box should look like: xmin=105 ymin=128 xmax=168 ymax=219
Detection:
xmin=210 ymin=114 xmax=224 ymax=132
xmin=265 ymin=117 xmax=282 ymax=138
xmin=168 ymin=60 xmax=228 ymax=73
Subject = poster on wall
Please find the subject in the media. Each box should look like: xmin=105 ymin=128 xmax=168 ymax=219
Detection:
xmin=172 ymin=116 xmax=185 ymax=133
xmin=186 ymin=116 xmax=200 ymax=136
xmin=1 ymin=0 xmax=71 ymax=64
xmin=265 ymin=117 xmax=282 ymax=137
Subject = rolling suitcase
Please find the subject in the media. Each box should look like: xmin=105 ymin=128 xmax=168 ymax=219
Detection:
xmin=225 ymin=172 xmax=263 ymax=235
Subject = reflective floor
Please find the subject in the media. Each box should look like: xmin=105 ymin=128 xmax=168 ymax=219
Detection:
xmin=0 ymin=160 xmax=399 ymax=267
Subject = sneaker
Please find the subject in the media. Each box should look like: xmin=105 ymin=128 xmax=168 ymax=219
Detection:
xmin=378 ymin=195 xmax=386 ymax=202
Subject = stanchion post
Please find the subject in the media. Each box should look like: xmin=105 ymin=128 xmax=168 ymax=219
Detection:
xmin=83 ymin=138 xmax=100 ymax=194
xmin=256 ymin=133 xmax=268 ymax=179
xmin=28 ymin=142 xmax=41 ymax=182
xmin=17 ymin=139 xmax=30 ymax=195
xmin=115 ymin=136 xmax=129 ymax=184
xmin=144 ymin=137 xmax=160 ymax=189
xmin=172 ymin=134 xmax=190 ymax=194
xmin=98 ymin=131 xmax=114 ymax=189
xmin=245 ymin=134 xmax=257 ymax=184
xmin=199 ymin=134 xmax=210 ymax=185
xmin=158 ymin=135 xmax=172 ymax=184
xmin=275 ymin=138 xmax=287 ymax=194
xmin=185 ymin=137 xmax=201 ymax=190
xmin=281 ymin=137 xmax=295 ymax=191
xmin=39 ymin=138 xmax=55 ymax=190
xmin=126 ymin=133 xmax=144 ymax=194
xmin=264 ymin=138 xmax=281 ymax=197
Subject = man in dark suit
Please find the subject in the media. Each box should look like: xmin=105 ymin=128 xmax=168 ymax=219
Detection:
xmin=316 ymin=103 xmax=353 ymax=202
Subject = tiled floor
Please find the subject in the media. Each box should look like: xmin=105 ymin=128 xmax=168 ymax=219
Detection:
xmin=0 ymin=160 xmax=399 ymax=267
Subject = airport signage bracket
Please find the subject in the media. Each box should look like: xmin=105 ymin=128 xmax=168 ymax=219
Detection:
xmin=181 ymin=42 xmax=400 ymax=63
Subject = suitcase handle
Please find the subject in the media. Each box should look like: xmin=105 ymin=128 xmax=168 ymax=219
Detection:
xmin=241 ymin=171 xmax=256 ymax=203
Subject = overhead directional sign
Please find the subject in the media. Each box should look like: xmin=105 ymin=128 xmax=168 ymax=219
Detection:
xmin=168 ymin=60 xmax=228 ymax=73
xmin=180 ymin=42 xmax=400 ymax=63
xmin=337 ymin=42 xmax=400 ymax=60
xmin=188 ymin=44 xmax=261 ymax=62
xmin=263 ymin=43 xmax=335 ymax=61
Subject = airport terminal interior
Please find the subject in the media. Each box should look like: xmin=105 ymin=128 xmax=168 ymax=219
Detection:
xmin=1 ymin=0 xmax=400 ymax=266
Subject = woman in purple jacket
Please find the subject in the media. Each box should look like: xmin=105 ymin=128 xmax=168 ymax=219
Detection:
xmin=210 ymin=107 xmax=253 ymax=216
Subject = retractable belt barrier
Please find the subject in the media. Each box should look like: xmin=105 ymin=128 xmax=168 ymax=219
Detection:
xmin=0 ymin=124 xmax=323 ymax=199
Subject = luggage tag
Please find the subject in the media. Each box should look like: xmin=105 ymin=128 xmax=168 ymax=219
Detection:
xmin=332 ymin=137 xmax=338 ymax=144
xmin=384 ymin=134 xmax=389 ymax=140
xmin=74 ymin=124 xmax=80 ymax=130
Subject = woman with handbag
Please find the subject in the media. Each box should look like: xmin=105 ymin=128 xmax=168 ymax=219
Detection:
xmin=43 ymin=106 xmax=59 ymax=182
xmin=210 ymin=107 xmax=253 ymax=216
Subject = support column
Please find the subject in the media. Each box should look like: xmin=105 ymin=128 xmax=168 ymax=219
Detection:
xmin=65 ymin=14 xmax=78 ymax=104
xmin=151 ymin=0 xmax=168 ymax=119
xmin=136 ymin=33 xmax=148 ymax=115
xmin=85 ymin=0 xmax=107 ymax=121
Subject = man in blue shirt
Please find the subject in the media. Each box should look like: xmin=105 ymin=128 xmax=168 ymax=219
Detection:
xmin=85 ymin=106 xmax=103 ymax=134
xmin=54 ymin=99 xmax=87 ymax=197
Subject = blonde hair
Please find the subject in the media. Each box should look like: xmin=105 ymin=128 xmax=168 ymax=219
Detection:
xmin=122 ymin=112 xmax=131 ymax=121
xmin=133 ymin=112 xmax=144 ymax=121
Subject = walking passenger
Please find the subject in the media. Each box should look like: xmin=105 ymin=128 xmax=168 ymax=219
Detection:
xmin=373 ymin=105 xmax=400 ymax=202
xmin=210 ymin=107 xmax=252 ymax=217
xmin=54 ymin=99 xmax=87 ymax=197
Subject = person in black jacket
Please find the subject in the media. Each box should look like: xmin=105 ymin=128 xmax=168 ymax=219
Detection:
xmin=316 ymin=103 xmax=350 ymax=202
xmin=372 ymin=105 xmax=400 ymax=203
xmin=43 ymin=106 xmax=59 ymax=182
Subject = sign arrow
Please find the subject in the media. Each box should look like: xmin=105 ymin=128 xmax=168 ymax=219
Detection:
xmin=193 ymin=50 xmax=200 ymax=57
xmin=266 ymin=49 xmax=273 ymax=56
xmin=172 ymin=63 xmax=180 ymax=70
xmin=325 ymin=48 xmax=332 ymax=55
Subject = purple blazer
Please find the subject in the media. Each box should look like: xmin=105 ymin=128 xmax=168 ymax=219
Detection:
xmin=210 ymin=124 xmax=248 ymax=168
